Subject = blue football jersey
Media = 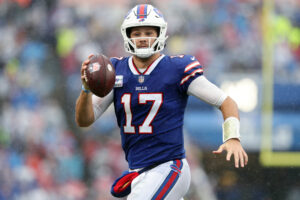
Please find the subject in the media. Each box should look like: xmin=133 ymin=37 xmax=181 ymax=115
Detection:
xmin=110 ymin=54 xmax=203 ymax=169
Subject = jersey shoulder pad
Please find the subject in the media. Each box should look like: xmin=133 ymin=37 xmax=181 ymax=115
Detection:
xmin=167 ymin=54 xmax=203 ymax=87
xmin=168 ymin=54 xmax=203 ymax=71
xmin=110 ymin=56 xmax=128 ymax=70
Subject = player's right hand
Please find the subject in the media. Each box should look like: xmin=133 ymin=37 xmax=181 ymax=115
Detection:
xmin=81 ymin=54 xmax=94 ymax=90
xmin=212 ymin=138 xmax=248 ymax=168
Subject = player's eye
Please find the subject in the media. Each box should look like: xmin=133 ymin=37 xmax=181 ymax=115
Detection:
xmin=131 ymin=32 xmax=141 ymax=37
xmin=145 ymin=31 xmax=155 ymax=36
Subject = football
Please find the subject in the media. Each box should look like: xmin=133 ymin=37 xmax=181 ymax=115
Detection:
xmin=85 ymin=54 xmax=115 ymax=97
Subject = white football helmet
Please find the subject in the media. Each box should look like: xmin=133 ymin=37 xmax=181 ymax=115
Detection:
xmin=121 ymin=4 xmax=168 ymax=58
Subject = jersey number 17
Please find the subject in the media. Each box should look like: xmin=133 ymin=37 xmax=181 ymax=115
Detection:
xmin=121 ymin=93 xmax=163 ymax=134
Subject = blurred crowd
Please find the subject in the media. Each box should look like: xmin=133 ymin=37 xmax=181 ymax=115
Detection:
xmin=0 ymin=0 xmax=299 ymax=199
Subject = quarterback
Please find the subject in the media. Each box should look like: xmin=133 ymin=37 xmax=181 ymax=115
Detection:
xmin=75 ymin=4 xmax=248 ymax=200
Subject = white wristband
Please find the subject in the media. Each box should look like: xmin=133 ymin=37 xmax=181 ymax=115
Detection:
xmin=222 ymin=117 xmax=241 ymax=143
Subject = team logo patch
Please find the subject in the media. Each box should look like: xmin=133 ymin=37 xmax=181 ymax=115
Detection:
xmin=138 ymin=75 xmax=145 ymax=83
xmin=115 ymin=75 xmax=123 ymax=87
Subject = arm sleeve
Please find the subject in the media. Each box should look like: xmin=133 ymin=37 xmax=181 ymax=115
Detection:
xmin=92 ymin=90 xmax=114 ymax=120
xmin=187 ymin=76 xmax=228 ymax=107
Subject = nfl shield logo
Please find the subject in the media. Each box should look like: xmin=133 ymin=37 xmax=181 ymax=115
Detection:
xmin=138 ymin=75 xmax=144 ymax=83
xmin=92 ymin=63 xmax=100 ymax=72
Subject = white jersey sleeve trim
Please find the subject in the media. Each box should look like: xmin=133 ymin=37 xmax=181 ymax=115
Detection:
xmin=184 ymin=61 xmax=201 ymax=73
xmin=187 ymin=76 xmax=227 ymax=107
xmin=180 ymin=68 xmax=203 ymax=85
xmin=92 ymin=90 xmax=114 ymax=120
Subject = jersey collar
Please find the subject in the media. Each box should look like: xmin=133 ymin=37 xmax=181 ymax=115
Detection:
xmin=128 ymin=54 xmax=165 ymax=75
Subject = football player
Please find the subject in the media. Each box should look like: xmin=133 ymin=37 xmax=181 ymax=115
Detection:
xmin=75 ymin=4 xmax=248 ymax=200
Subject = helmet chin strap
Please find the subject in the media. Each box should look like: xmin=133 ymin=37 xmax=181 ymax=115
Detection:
xmin=131 ymin=37 xmax=158 ymax=58
xmin=135 ymin=48 xmax=154 ymax=58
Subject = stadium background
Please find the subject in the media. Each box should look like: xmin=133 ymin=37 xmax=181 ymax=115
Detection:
xmin=0 ymin=0 xmax=300 ymax=199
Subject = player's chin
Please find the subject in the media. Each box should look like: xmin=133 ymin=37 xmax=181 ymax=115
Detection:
xmin=137 ymin=44 xmax=150 ymax=47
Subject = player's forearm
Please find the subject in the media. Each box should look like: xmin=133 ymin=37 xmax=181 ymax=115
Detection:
xmin=219 ymin=96 xmax=239 ymax=120
xmin=75 ymin=92 xmax=95 ymax=127
xmin=219 ymin=97 xmax=241 ymax=142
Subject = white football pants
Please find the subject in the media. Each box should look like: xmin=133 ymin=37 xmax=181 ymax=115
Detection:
xmin=127 ymin=159 xmax=191 ymax=200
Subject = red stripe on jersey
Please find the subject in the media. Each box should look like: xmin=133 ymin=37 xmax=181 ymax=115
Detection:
xmin=131 ymin=59 xmax=142 ymax=75
xmin=184 ymin=61 xmax=201 ymax=73
xmin=142 ymin=59 xmax=157 ymax=75
xmin=131 ymin=57 xmax=157 ymax=75
xmin=180 ymin=68 xmax=203 ymax=85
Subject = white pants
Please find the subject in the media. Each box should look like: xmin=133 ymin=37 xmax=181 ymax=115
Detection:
xmin=127 ymin=159 xmax=191 ymax=200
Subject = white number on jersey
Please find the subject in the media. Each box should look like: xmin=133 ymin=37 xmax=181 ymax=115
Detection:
xmin=121 ymin=93 xmax=135 ymax=133
xmin=121 ymin=93 xmax=163 ymax=134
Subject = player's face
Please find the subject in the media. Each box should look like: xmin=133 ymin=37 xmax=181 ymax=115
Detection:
xmin=129 ymin=26 xmax=158 ymax=49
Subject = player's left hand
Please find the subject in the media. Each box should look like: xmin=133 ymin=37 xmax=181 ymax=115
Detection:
xmin=212 ymin=138 xmax=248 ymax=168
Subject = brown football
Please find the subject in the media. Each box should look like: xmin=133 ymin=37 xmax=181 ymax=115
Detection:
xmin=85 ymin=54 xmax=115 ymax=97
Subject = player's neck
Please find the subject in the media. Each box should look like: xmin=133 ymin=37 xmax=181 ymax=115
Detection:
xmin=133 ymin=53 xmax=161 ymax=69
